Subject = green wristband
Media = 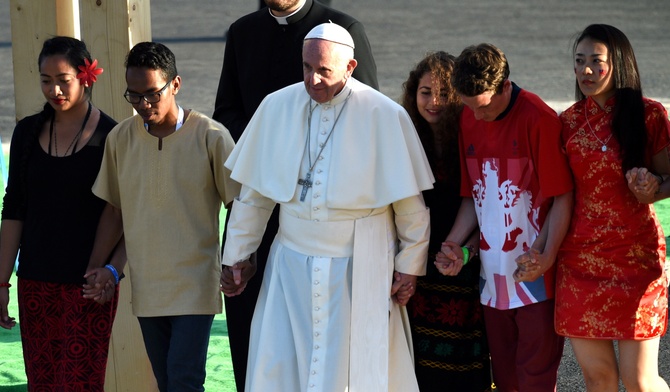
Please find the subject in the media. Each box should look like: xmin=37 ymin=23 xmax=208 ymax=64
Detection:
xmin=461 ymin=246 xmax=470 ymax=265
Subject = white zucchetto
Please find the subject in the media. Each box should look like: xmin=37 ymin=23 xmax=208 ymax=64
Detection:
xmin=304 ymin=22 xmax=355 ymax=49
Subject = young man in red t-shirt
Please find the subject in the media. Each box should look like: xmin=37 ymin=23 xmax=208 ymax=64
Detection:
xmin=435 ymin=43 xmax=574 ymax=392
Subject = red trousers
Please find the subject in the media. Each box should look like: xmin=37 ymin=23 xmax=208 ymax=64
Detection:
xmin=483 ymin=300 xmax=563 ymax=392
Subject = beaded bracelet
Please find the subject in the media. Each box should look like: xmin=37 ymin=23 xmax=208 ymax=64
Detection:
xmin=0 ymin=282 xmax=11 ymax=288
xmin=104 ymin=264 xmax=120 ymax=285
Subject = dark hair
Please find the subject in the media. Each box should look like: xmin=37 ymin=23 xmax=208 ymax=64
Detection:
xmin=38 ymin=36 xmax=94 ymax=98
xmin=574 ymin=24 xmax=646 ymax=171
xmin=125 ymin=42 xmax=178 ymax=82
xmin=401 ymin=51 xmax=462 ymax=180
xmin=451 ymin=43 xmax=509 ymax=97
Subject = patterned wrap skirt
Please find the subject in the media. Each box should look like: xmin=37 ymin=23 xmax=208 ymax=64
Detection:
xmin=18 ymin=278 xmax=119 ymax=392
xmin=407 ymin=255 xmax=491 ymax=392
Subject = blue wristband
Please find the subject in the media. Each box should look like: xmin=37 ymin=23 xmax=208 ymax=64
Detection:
xmin=104 ymin=264 xmax=120 ymax=285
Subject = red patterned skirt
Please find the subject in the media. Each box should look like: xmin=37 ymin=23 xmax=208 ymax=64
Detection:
xmin=17 ymin=278 xmax=119 ymax=392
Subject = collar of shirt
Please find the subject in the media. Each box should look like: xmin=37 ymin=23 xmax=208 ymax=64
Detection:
xmin=315 ymin=79 xmax=353 ymax=109
xmin=269 ymin=0 xmax=312 ymax=25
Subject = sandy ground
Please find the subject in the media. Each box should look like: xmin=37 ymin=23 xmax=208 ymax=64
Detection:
xmin=1 ymin=0 xmax=669 ymax=390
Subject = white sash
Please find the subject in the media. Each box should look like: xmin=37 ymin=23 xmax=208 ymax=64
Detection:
xmin=278 ymin=209 xmax=392 ymax=391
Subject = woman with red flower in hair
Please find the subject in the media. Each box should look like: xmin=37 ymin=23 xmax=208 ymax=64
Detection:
xmin=0 ymin=36 xmax=123 ymax=392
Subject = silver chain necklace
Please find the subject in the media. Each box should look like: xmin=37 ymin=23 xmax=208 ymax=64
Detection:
xmin=297 ymin=90 xmax=353 ymax=202
xmin=584 ymin=101 xmax=612 ymax=152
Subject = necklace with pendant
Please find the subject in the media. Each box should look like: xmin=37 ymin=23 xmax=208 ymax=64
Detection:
xmin=584 ymin=101 xmax=612 ymax=152
xmin=49 ymin=102 xmax=92 ymax=157
xmin=297 ymin=90 xmax=353 ymax=202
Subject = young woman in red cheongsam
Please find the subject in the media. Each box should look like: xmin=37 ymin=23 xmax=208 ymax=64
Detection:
xmin=556 ymin=24 xmax=670 ymax=392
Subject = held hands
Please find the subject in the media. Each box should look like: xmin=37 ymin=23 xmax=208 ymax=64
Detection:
xmin=83 ymin=267 xmax=116 ymax=304
xmin=220 ymin=253 xmax=257 ymax=297
xmin=513 ymin=248 xmax=549 ymax=282
xmin=390 ymin=271 xmax=417 ymax=306
xmin=435 ymin=240 xmax=464 ymax=276
xmin=625 ymin=167 xmax=660 ymax=204
xmin=0 ymin=288 xmax=16 ymax=329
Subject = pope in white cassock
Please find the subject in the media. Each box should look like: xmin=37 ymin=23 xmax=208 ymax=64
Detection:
xmin=221 ymin=22 xmax=434 ymax=392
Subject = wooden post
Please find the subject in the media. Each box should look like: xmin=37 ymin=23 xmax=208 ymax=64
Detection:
xmin=78 ymin=1 xmax=157 ymax=390
xmin=55 ymin=0 xmax=80 ymax=37
xmin=9 ymin=1 xmax=158 ymax=391
xmin=79 ymin=0 xmax=152 ymax=121
xmin=103 ymin=274 xmax=158 ymax=391
xmin=10 ymin=0 xmax=59 ymax=122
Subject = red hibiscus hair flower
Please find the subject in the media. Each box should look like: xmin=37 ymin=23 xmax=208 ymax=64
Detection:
xmin=77 ymin=58 xmax=103 ymax=86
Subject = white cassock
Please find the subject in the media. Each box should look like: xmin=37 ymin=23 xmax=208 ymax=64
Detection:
xmin=223 ymin=78 xmax=434 ymax=392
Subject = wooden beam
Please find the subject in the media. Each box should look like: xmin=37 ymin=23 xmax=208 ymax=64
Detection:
xmin=10 ymin=0 xmax=57 ymax=122
xmin=79 ymin=1 xmax=156 ymax=390
xmin=55 ymin=0 xmax=79 ymax=37
xmin=104 ymin=275 xmax=158 ymax=391
xmin=9 ymin=0 xmax=84 ymax=122
xmin=80 ymin=0 xmax=152 ymax=122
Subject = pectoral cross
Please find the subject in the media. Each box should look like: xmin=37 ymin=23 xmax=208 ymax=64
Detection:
xmin=298 ymin=172 xmax=312 ymax=202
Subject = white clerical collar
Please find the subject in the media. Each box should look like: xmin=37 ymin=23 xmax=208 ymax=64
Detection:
xmin=318 ymin=80 xmax=353 ymax=107
xmin=269 ymin=0 xmax=307 ymax=25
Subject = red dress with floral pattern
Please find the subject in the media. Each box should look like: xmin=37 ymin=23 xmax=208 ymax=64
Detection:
xmin=556 ymin=96 xmax=669 ymax=339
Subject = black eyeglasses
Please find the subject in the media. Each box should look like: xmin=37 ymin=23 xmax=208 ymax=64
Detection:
xmin=123 ymin=80 xmax=171 ymax=104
